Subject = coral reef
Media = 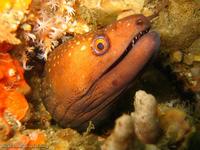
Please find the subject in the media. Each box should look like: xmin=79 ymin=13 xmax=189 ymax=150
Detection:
xmin=20 ymin=0 xmax=90 ymax=61
xmin=168 ymin=38 xmax=200 ymax=95
xmin=0 ymin=53 xmax=30 ymax=94
xmin=0 ymin=130 xmax=46 ymax=149
xmin=132 ymin=90 xmax=160 ymax=144
xmin=0 ymin=4 xmax=31 ymax=140
xmin=0 ymin=0 xmax=199 ymax=149
xmin=102 ymin=90 xmax=158 ymax=150
xmin=102 ymin=90 xmax=194 ymax=150
xmin=0 ymin=128 xmax=101 ymax=150
xmin=152 ymin=0 xmax=200 ymax=98
xmin=0 ymin=52 xmax=30 ymax=141
xmin=80 ymin=0 xmax=145 ymax=14
xmin=153 ymin=0 xmax=200 ymax=50
xmin=158 ymin=106 xmax=192 ymax=143
xmin=0 ymin=0 xmax=32 ymax=45
xmin=1 ymin=0 xmax=91 ymax=70
xmin=102 ymin=114 xmax=134 ymax=150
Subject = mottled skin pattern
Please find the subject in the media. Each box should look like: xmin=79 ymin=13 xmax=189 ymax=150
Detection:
xmin=41 ymin=14 xmax=160 ymax=130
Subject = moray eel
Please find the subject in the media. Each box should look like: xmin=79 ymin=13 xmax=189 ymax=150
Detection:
xmin=42 ymin=14 xmax=160 ymax=130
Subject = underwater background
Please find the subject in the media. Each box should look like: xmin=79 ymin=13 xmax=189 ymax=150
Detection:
xmin=0 ymin=0 xmax=200 ymax=149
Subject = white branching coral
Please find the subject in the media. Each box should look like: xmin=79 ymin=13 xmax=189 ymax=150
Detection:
xmin=35 ymin=18 xmax=51 ymax=34
xmin=37 ymin=51 xmax=49 ymax=60
xmin=23 ymin=32 xmax=36 ymax=42
xmin=102 ymin=115 xmax=135 ymax=150
xmin=64 ymin=1 xmax=75 ymax=16
xmin=46 ymin=0 xmax=60 ymax=11
xmin=102 ymin=90 xmax=161 ymax=150
xmin=132 ymin=90 xmax=161 ymax=144
xmin=21 ymin=0 xmax=90 ymax=61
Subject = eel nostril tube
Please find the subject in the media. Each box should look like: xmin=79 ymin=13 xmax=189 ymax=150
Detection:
xmin=147 ymin=14 xmax=158 ymax=21
xmin=136 ymin=18 xmax=143 ymax=25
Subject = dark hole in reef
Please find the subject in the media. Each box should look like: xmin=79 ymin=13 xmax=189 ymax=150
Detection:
xmin=95 ymin=61 xmax=196 ymax=135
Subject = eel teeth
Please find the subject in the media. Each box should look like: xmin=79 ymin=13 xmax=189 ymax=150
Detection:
xmin=132 ymin=28 xmax=150 ymax=46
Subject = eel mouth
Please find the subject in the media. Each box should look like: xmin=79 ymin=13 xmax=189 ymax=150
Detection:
xmin=103 ymin=27 xmax=150 ymax=75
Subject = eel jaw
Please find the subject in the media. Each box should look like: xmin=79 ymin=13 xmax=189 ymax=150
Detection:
xmin=103 ymin=27 xmax=151 ymax=75
xmin=131 ymin=28 xmax=150 ymax=45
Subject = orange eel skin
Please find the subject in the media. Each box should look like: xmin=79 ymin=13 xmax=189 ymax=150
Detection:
xmin=41 ymin=14 xmax=160 ymax=130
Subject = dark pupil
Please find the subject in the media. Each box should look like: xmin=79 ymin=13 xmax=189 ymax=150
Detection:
xmin=97 ymin=42 xmax=104 ymax=50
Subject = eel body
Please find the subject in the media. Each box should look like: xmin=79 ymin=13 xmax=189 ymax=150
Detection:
xmin=42 ymin=14 xmax=160 ymax=130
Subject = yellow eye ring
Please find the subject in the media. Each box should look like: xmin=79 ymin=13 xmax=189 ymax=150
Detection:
xmin=91 ymin=35 xmax=110 ymax=56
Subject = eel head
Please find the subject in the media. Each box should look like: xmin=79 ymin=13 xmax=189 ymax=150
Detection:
xmin=42 ymin=14 xmax=160 ymax=130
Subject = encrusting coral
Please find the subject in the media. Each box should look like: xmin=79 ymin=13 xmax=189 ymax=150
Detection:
xmin=0 ymin=0 xmax=32 ymax=45
xmin=0 ymin=129 xmax=46 ymax=149
xmin=0 ymin=52 xmax=30 ymax=141
xmin=0 ymin=24 xmax=31 ymax=141
xmin=158 ymin=105 xmax=192 ymax=143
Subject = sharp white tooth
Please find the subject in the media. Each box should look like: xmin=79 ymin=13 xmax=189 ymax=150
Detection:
xmin=140 ymin=31 xmax=143 ymax=35
xmin=132 ymin=39 xmax=135 ymax=44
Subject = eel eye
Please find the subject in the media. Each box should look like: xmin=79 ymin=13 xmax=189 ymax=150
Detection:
xmin=91 ymin=35 xmax=110 ymax=56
